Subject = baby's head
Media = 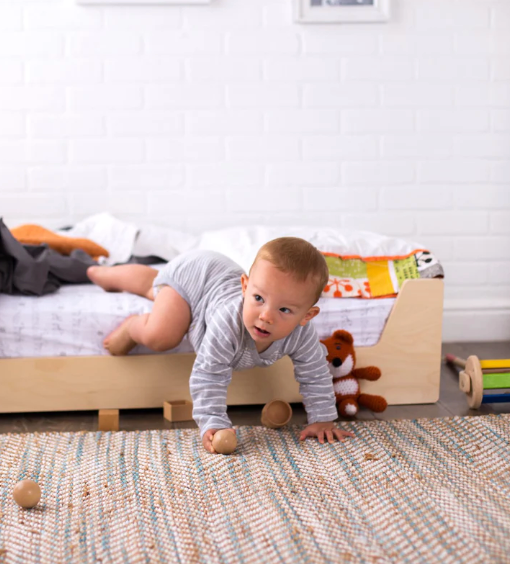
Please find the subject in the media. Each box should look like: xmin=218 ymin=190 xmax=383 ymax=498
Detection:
xmin=241 ymin=237 xmax=329 ymax=351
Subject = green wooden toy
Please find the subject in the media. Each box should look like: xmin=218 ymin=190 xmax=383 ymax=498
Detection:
xmin=445 ymin=354 xmax=510 ymax=409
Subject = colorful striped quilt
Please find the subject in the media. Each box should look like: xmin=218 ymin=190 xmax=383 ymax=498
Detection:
xmin=321 ymin=249 xmax=443 ymax=299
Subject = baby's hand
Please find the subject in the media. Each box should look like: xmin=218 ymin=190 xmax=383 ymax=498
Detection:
xmin=202 ymin=428 xmax=236 ymax=454
xmin=299 ymin=422 xmax=354 ymax=444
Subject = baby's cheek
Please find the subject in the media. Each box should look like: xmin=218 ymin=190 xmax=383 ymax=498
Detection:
xmin=284 ymin=318 xmax=298 ymax=333
xmin=242 ymin=305 xmax=254 ymax=325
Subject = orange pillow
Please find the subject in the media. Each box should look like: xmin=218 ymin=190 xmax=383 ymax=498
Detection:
xmin=11 ymin=224 xmax=109 ymax=260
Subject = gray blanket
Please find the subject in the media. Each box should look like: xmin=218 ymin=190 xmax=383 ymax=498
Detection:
xmin=0 ymin=218 xmax=96 ymax=296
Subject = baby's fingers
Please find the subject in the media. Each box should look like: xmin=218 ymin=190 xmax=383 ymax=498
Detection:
xmin=202 ymin=431 xmax=217 ymax=454
xmin=333 ymin=428 xmax=355 ymax=442
xmin=299 ymin=429 xmax=314 ymax=441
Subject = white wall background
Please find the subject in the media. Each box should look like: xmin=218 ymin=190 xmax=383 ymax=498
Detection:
xmin=0 ymin=0 xmax=509 ymax=341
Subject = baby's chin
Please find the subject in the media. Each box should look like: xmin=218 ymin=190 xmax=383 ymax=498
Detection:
xmin=244 ymin=323 xmax=273 ymax=343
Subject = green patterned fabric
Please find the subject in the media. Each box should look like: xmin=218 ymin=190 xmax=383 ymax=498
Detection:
xmin=324 ymin=256 xmax=368 ymax=279
xmin=1 ymin=415 xmax=509 ymax=563
xmin=394 ymin=255 xmax=420 ymax=285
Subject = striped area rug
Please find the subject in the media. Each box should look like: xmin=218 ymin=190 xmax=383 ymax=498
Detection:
xmin=1 ymin=414 xmax=509 ymax=564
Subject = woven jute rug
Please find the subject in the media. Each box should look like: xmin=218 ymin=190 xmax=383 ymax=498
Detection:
xmin=0 ymin=415 xmax=509 ymax=564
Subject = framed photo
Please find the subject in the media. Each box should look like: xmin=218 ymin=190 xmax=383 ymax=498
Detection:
xmin=294 ymin=0 xmax=390 ymax=23
xmin=76 ymin=0 xmax=210 ymax=4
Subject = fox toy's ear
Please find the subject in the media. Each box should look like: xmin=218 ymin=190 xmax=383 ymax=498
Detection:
xmin=333 ymin=330 xmax=353 ymax=345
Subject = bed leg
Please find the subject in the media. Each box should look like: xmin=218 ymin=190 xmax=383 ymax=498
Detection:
xmin=98 ymin=409 xmax=119 ymax=432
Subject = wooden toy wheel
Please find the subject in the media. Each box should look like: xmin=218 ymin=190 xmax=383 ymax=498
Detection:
xmin=464 ymin=355 xmax=483 ymax=409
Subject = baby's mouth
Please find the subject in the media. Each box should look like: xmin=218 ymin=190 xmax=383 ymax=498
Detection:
xmin=254 ymin=326 xmax=271 ymax=337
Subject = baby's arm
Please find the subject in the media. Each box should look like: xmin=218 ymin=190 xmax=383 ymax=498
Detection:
xmin=190 ymin=360 xmax=233 ymax=453
xmin=290 ymin=324 xmax=338 ymax=424
xmin=189 ymin=323 xmax=236 ymax=452
xmin=290 ymin=325 xmax=353 ymax=442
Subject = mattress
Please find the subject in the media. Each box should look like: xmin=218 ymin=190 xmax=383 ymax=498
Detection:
xmin=0 ymin=283 xmax=395 ymax=359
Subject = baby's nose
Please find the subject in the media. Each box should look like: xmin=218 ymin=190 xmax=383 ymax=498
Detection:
xmin=259 ymin=310 xmax=273 ymax=324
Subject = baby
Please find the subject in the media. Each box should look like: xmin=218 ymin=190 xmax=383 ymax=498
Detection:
xmin=87 ymin=237 xmax=354 ymax=453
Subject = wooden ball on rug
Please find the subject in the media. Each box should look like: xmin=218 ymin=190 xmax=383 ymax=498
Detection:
xmin=13 ymin=479 xmax=41 ymax=508
xmin=212 ymin=430 xmax=237 ymax=455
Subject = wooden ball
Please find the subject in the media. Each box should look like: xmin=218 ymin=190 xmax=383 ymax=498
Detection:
xmin=212 ymin=429 xmax=237 ymax=455
xmin=13 ymin=479 xmax=41 ymax=509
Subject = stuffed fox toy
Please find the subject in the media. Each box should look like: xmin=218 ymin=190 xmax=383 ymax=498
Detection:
xmin=321 ymin=329 xmax=387 ymax=417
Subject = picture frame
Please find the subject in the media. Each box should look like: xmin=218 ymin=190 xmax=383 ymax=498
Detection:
xmin=76 ymin=0 xmax=210 ymax=4
xmin=294 ymin=0 xmax=390 ymax=24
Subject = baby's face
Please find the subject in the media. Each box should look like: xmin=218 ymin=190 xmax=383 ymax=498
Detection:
xmin=241 ymin=259 xmax=320 ymax=353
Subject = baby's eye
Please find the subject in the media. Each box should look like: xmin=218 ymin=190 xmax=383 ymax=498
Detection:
xmin=254 ymin=295 xmax=263 ymax=302
xmin=280 ymin=307 xmax=291 ymax=314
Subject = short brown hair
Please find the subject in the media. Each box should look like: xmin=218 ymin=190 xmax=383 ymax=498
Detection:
xmin=251 ymin=237 xmax=329 ymax=304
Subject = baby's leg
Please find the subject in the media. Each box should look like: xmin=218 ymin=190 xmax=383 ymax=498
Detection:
xmin=104 ymin=286 xmax=191 ymax=356
xmin=87 ymin=264 xmax=158 ymax=300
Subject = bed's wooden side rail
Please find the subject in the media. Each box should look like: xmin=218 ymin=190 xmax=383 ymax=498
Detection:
xmin=0 ymin=354 xmax=194 ymax=413
xmin=0 ymin=278 xmax=443 ymax=413
xmin=355 ymin=278 xmax=444 ymax=404
xmin=0 ymin=347 xmax=296 ymax=412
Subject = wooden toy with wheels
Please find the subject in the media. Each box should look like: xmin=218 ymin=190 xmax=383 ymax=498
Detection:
xmin=445 ymin=354 xmax=510 ymax=409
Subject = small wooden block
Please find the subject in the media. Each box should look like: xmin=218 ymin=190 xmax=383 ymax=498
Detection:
xmin=163 ymin=400 xmax=193 ymax=422
xmin=98 ymin=409 xmax=119 ymax=432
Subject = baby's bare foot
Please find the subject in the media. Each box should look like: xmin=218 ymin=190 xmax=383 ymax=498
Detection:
xmin=87 ymin=266 xmax=121 ymax=292
xmin=104 ymin=316 xmax=137 ymax=356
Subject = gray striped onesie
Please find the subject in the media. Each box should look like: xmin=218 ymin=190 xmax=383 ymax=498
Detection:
xmin=153 ymin=250 xmax=338 ymax=437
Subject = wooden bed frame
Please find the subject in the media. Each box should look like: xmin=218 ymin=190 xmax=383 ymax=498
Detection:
xmin=0 ymin=278 xmax=444 ymax=414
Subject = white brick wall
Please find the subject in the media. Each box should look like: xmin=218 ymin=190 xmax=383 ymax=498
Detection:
xmin=0 ymin=0 xmax=509 ymax=340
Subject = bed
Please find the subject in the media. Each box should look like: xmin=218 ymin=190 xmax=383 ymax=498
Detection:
xmin=0 ymin=223 xmax=444 ymax=414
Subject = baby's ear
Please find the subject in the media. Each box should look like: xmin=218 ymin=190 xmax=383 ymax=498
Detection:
xmin=300 ymin=306 xmax=320 ymax=326
xmin=240 ymin=273 xmax=249 ymax=296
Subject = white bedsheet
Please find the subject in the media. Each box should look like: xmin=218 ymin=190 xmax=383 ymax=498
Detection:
xmin=0 ymin=283 xmax=394 ymax=359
